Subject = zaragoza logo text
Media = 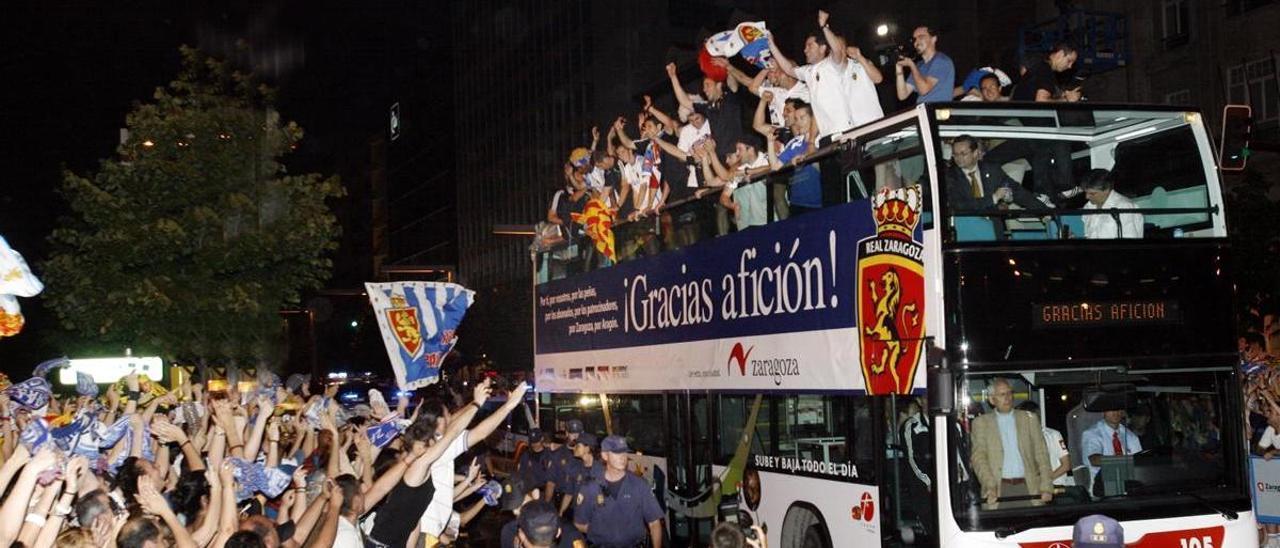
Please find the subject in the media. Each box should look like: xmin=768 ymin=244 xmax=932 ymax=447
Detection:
xmin=727 ymin=342 xmax=799 ymax=386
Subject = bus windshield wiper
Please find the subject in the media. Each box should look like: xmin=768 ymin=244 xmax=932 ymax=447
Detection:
xmin=1179 ymin=491 xmax=1237 ymax=520
xmin=995 ymin=515 xmax=1062 ymax=539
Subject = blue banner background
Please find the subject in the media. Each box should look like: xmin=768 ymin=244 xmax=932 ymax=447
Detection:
xmin=536 ymin=201 xmax=915 ymax=354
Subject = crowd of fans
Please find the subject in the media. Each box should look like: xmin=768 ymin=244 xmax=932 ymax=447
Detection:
xmin=541 ymin=10 xmax=1085 ymax=266
xmin=1238 ymin=295 xmax=1280 ymax=546
xmin=0 ymin=360 xmax=569 ymax=548
xmin=1241 ymin=298 xmax=1280 ymax=448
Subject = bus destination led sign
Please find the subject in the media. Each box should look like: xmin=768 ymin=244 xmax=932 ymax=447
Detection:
xmin=1032 ymin=300 xmax=1180 ymax=328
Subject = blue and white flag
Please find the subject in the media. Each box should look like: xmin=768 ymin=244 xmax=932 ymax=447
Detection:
xmin=32 ymin=357 xmax=68 ymax=378
xmin=76 ymin=372 xmax=99 ymax=397
xmin=366 ymin=282 xmax=475 ymax=390
xmin=19 ymin=417 xmax=50 ymax=451
xmin=705 ymin=21 xmax=772 ymax=69
xmin=366 ymin=412 xmax=404 ymax=449
xmin=226 ymin=457 xmax=292 ymax=501
xmin=303 ymin=397 xmax=350 ymax=430
xmin=6 ymin=376 xmax=51 ymax=411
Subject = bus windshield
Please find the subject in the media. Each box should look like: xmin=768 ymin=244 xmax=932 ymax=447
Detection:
xmin=951 ymin=367 xmax=1248 ymax=532
xmin=934 ymin=106 xmax=1222 ymax=243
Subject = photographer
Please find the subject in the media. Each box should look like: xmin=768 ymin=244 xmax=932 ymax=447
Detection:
xmin=895 ymin=25 xmax=955 ymax=105
xmin=712 ymin=521 xmax=768 ymax=548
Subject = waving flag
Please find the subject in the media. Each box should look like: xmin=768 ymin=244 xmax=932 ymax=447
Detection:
xmin=366 ymin=412 xmax=404 ymax=449
xmin=226 ymin=457 xmax=292 ymax=501
xmin=303 ymin=397 xmax=350 ymax=429
xmin=111 ymin=374 xmax=168 ymax=402
xmin=76 ymin=372 xmax=99 ymax=397
xmin=705 ymin=22 xmax=773 ymax=70
xmin=366 ymin=282 xmax=475 ymax=389
xmin=33 ymin=357 xmax=68 ymax=378
xmin=572 ymin=198 xmax=617 ymax=263
xmin=0 ymin=234 xmax=43 ymax=338
xmin=19 ymin=417 xmax=50 ymax=451
xmin=6 ymin=376 xmax=51 ymax=411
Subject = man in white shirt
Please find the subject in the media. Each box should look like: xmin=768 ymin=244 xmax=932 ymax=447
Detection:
xmin=1081 ymin=407 xmax=1142 ymax=490
xmin=1080 ymin=169 xmax=1144 ymax=239
xmin=1017 ymin=401 xmax=1074 ymax=487
xmin=719 ymin=60 xmax=810 ymax=129
xmin=767 ymin=10 xmax=883 ymax=142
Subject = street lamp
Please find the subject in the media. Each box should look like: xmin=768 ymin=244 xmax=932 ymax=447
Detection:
xmin=876 ymin=24 xmax=890 ymax=37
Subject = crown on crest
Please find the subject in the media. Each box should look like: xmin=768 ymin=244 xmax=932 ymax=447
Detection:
xmin=871 ymin=186 xmax=922 ymax=238
xmin=389 ymin=294 xmax=409 ymax=308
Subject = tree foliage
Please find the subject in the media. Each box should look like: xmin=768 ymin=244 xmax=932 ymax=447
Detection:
xmin=43 ymin=47 xmax=343 ymax=366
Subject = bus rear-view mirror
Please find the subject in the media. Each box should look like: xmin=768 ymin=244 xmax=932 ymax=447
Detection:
xmin=1082 ymin=386 xmax=1136 ymax=412
xmin=1219 ymin=104 xmax=1252 ymax=172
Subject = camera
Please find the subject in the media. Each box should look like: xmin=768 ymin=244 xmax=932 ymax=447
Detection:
xmin=896 ymin=42 xmax=921 ymax=62
xmin=484 ymin=371 xmax=514 ymax=393
xmin=719 ymin=500 xmax=762 ymax=541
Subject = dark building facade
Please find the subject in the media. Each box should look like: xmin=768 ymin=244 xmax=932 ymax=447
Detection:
xmin=1028 ymin=0 xmax=1280 ymax=190
xmin=445 ymin=0 xmax=1041 ymax=369
xmin=448 ymin=0 xmax=673 ymax=369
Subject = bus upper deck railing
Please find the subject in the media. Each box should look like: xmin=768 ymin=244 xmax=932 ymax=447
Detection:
xmin=535 ymin=102 xmax=1224 ymax=282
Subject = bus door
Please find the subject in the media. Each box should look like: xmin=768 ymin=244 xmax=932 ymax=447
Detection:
xmin=875 ymin=394 xmax=937 ymax=546
xmin=666 ymin=391 xmax=715 ymax=544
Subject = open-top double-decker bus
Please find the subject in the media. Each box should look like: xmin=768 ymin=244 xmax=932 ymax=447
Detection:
xmin=530 ymin=102 xmax=1254 ymax=547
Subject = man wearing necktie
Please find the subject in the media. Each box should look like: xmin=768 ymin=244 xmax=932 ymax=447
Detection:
xmin=1082 ymin=407 xmax=1143 ymax=495
xmin=944 ymin=135 xmax=1047 ymax=239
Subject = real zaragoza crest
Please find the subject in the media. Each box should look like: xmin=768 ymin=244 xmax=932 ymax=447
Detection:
xmin=856 ymin=187 xmax=926 ymax=395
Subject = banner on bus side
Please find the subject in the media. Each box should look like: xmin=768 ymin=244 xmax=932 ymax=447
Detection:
xmin=1251 ymin=456 xmax=1280 ymax=524
xmin=534 ymin=195 xmax=929 ymax=394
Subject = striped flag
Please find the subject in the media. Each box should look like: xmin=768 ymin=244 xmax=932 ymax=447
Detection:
xmin=572 ymin=198 xmax=617 ymax=263
xmin=366 ymin=282 xmax=475 ymax=389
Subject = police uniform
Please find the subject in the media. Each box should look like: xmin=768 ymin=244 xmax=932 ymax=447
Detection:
xmin=518 ymin=447 xmax=549 ymax=487
xmin=545 ymin=445 xmax=574 ymax=495
xmin=499 ymin=518 xmax=588 ymax=548
xmin=564 ymin=459 xmax=605 ymax=496
xmin=560 ymin=458 xmax=604 ymax=522
xmin=574 ymin=472 xmax=663 ymax=548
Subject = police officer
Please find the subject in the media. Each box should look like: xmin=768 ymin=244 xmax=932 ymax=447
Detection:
xmin=501 ymin=496 xmax=588 ymax=548
xmin=544 ymin=430 xmax=574 ymax=504
xmin=566 ymin=418 xmax=584 ymax=444
xmin=558 ymin=433 xmax=605 ymax=516
xmin=573 ymin=435 xmax=664 ymax=548
xmin=518 ymin=429 xmax=549 ymax=489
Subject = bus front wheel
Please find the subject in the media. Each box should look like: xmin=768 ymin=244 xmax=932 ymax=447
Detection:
xmin=781 ymin=505 xmax=831 ymax=548
xmin=801 ymin=524 xmax=829 ymax=548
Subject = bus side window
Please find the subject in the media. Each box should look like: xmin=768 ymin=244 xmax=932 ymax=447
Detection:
xmin=853 ymin=123 xmax=933 ymax=229
xmin=714 ymin=395 xmax=775 ymax=466
xmin=608 ymin=394 xmax=666 ymax=455
xmin=778 ymin=394 xmax=850 ymax=465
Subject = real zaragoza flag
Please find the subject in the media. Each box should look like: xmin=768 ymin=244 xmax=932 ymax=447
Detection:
xmin=366 ymin=281 xmax=475 ymax=389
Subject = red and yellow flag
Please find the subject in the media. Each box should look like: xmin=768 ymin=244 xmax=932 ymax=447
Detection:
xmin=571 ymin=198 xmax=617 ymax=263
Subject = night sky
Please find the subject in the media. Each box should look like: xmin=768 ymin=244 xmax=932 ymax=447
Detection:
xmin=0 ymin=2 xmax=447 ymax=376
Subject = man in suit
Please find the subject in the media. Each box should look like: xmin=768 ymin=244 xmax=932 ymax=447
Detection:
xmin=970 ymin=378 xmax=1055 ymax=509
xmin=946 ymin=135 xmax=1045 ymax=212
